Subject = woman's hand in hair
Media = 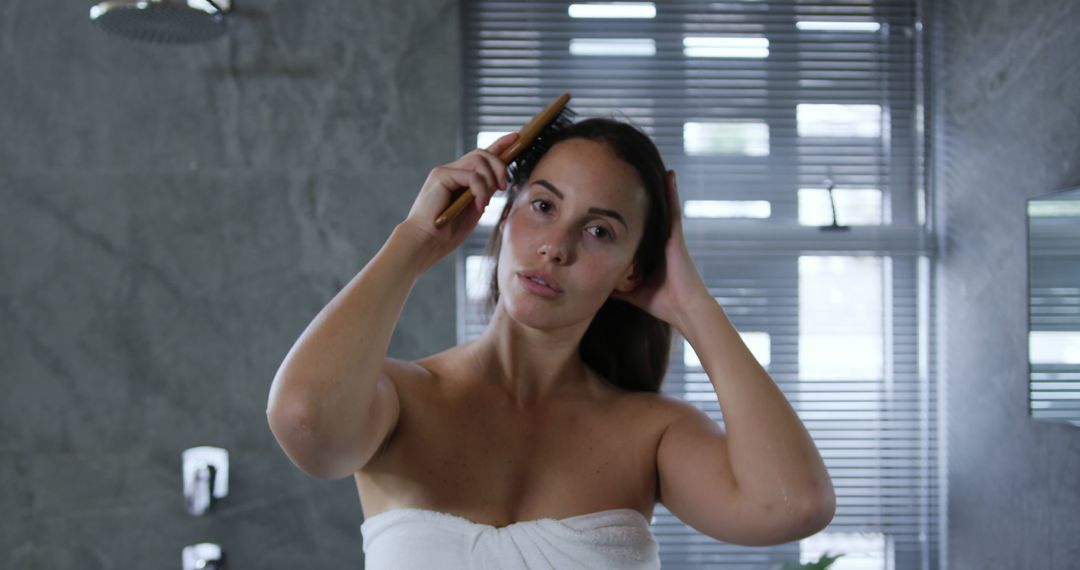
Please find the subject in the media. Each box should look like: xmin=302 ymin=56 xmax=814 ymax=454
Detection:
xmin=397 ymin=132 xmax=519 ymax=272
xmin=610 ymin=170 xmax=712 ymax=333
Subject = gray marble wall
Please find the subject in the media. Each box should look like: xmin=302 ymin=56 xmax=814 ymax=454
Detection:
xmin=1 ymin=1 xmax=460 ymax=567
xmin=937 ymin=0 xmax=1080 ymax=567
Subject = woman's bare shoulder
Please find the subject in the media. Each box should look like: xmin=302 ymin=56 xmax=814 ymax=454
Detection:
xmin=613 ymin=388 xmax=699 ymax=428
xmin=382 ymin=345 xmax=470 ymax=388
xmin=382 ymin=356 xmax=432 ymax=380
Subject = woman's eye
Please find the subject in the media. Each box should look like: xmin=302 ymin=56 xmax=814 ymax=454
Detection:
xmin=588 ymin=226 xmax=612 ymax=240
xmin=531 ymin=199 xmax=552 ymax=213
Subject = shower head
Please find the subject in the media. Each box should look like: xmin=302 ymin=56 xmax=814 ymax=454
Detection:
xmin=90 ymin=0 xmax=232 ymax=44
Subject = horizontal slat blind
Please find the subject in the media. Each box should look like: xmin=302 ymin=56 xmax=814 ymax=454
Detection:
xmin=458 ymin=1 xmax=938 ymax=568
xmin=1028 ymin=210 xmax=1080 ymax=427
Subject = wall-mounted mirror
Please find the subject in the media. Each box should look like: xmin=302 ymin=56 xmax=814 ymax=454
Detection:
xmin=1027 ymin=186 xmax=1080 ymax=427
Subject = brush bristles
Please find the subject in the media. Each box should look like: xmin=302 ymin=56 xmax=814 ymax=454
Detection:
xmin=507 ymin=106 xmax=578 ymax=186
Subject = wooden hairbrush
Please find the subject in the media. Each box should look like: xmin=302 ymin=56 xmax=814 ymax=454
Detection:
xmin=433 ymin=92 xmax=576 ymax=229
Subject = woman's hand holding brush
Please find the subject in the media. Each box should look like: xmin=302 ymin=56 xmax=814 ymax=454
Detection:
xmin=396 ymin=132 xmax=519 ymax=273
xmin=393 ymin=94 xmax=573 ymax=273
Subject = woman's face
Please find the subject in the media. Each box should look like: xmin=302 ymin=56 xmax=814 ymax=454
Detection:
xmin=496 ymin=138 xmax=648 ymax=329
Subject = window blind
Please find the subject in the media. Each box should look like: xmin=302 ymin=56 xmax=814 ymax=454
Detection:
xmin=1027 ymin=206 xmax=1080 ymax=427
xmin=457 ymin=1 xmax=939 ymax=568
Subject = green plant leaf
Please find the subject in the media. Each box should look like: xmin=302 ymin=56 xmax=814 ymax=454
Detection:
xmin=774 ymin=551 xmax=847 ymax=570
xmin=810 ymin=551 xmax=845 ymax=569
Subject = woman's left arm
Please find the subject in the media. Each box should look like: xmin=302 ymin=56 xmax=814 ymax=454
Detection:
xmin=613 ymin=170 xmax=835 ymax=545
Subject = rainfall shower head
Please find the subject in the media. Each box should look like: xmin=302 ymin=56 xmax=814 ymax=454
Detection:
xmin=90 ymin=0 xmax=232 ymax=44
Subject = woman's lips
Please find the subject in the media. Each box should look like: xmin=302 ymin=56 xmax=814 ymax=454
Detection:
xmin=517 ymin=272 xmax=562 ymax=299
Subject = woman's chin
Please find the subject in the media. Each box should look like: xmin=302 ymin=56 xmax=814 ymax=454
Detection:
xmin=502 ymin=295 xmax=607 ymax=333
xmin=502 ymin=295 xmax=572 ymax=328
xmin=505 ymin=303 xmax=562 ymax=328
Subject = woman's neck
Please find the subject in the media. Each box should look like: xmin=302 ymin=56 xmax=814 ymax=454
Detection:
xmin=469 ymin=305 xmax=593 ymax=409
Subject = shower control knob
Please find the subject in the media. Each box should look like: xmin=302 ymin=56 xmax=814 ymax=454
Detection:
xmin=182 ymin=446 xmax=229 ymax=516
xmin=183 ymin=542 xmax=226 ymax=570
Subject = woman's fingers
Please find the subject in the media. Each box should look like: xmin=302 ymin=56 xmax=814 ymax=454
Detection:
xmin=480 ymin=132 xmax=518 ymax=190
xmin=436 ymin=166 xmax=488 ymax=199
xmin=474 ymin=154 xmax=506 ymax=211
xmin=408 ymin=134 xmax=518 ymax=236
xmin=667 ymin=169 xmax=683 ymax=224
xmin=437 ymin=155 xmax=496 ymax=212
xmin=457 ymin=135 xmax=517 ymax=211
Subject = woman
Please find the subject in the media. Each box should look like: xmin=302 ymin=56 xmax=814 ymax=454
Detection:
xmin=267 ymin=118 xmax=835 ymax=569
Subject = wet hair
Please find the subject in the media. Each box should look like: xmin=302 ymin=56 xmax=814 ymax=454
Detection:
xmin=483 ymin=117 xmax=672 ymax=393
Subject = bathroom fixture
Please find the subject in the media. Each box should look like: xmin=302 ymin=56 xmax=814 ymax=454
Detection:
xmin=183 ymin=542 xmax=226 ymax=570
xmin=182 ymin=446 xmax=229 ymax=516
xmin=89 ymin=0 xmax=232 ymax=44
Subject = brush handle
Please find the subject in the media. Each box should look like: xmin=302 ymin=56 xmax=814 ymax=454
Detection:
xmin=433 ymin=92 xmax=572 ymax=229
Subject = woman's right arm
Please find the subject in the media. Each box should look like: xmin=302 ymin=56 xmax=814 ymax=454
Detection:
xmin=266 ymin=132 xmax=518 ymax=480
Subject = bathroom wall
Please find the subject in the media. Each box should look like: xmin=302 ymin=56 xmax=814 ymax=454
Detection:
xmin=937 ymin=0 xmax=1080 ymax=567
xmin=0 ymin=0 xmax=460 ymax=567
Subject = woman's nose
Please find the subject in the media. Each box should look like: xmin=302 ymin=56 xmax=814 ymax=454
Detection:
xmin=537 ymin=237 xmax=570 ymax=263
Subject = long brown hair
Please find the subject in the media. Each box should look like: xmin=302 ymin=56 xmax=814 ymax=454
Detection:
xmin=483 ymin=118 xmax=672 ymax=392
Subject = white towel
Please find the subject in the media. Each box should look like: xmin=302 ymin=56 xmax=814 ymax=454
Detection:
xmin=361 ymin=507 xmax=661 ymax=570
